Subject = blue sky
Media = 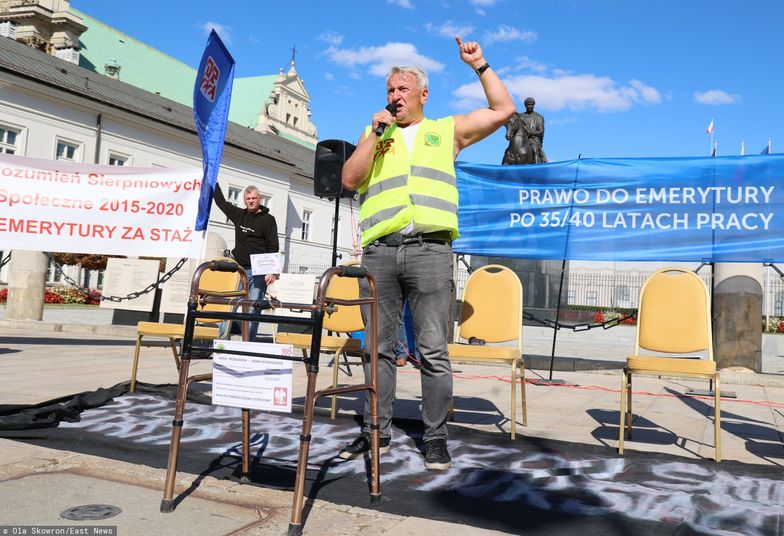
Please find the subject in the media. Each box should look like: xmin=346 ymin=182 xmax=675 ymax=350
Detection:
xmin=72 ymin=0 xmax=783 ymax=165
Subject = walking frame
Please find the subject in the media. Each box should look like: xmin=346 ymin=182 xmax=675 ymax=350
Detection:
xmin=157 ymin=259 xmax=381 ymax=536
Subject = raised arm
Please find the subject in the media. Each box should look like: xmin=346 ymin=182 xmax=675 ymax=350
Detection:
xmin=452 ymin=36 xmax=515 ymax=156
xmin=213 ymin=183 xmax=231 ymax=213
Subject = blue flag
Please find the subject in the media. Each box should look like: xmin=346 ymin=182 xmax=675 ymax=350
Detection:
xmin=193 ymin=30 xmax=235 ymax=231
xmin=454 ymin=154 xmax=784 ymax=263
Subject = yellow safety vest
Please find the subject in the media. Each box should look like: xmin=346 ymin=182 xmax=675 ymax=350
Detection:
xmin=358 ymin=117 xmax=458 ymax=247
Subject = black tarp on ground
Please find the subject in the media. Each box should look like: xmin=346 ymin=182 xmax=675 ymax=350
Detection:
xmin=1 ymin=384 xmax=782 ymax=536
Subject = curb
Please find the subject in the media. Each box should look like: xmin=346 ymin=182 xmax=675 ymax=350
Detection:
xmin=0 ymin=319 xmax=136 ymax=338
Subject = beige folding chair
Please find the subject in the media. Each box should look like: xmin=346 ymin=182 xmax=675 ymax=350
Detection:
xmin=129 ymin=259 xmax=246 ymax=392
xmin=619 ymin=266 xmax=721 ymax=461
xmin=448 ymin=264 xmax=527 ymax=439
xmin=275 ymin=263 xmax=365 ymax=418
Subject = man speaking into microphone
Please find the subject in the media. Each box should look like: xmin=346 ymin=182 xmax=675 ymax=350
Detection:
xmin=338 ymin=36 xmax=515 ymax=470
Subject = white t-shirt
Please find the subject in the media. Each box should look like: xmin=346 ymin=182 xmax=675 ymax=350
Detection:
xmin=397 ymin=123 xmax=445 ymax=235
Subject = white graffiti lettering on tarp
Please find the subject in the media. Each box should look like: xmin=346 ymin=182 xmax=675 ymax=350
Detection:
xmin=61 ymin=394 xmax=782 ymax=535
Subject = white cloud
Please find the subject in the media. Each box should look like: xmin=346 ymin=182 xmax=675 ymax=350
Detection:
xmin=694 ymin=89 xmax=738 ymax=105
xmin=515 ymin=55 xmax=548 ymax=74
xmin=483 ymin=25 xmax=537 ymax=44
xmin=388 ymin=0 xmax=413 ymax=8
xmin=454 ymin=73 xmax=661 ymax=112
xmin=324 ymin=42 xmax=444 ymax=77
xmin=548 ymin=116 xmax=578 ymax=126
xmin=630 ymin=79 xmax=662 ymax=104
xmin=424 ymin=21 xmax=475 ymax=38
xmin=318 ymin=32 xmax=344 ymax=46
xmin=200 ymin=21 xmax=233 ymax=45
xmin=325 ymin=72 xmax=335 ymax=81
xmin=471 ymin=0 xmax=498 ymax=5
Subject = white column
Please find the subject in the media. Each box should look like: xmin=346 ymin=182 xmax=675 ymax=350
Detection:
xmin=6 ymin=250 xmax=47 ymax=321
xmin=712 ymin=263 xmax=763 ymax=372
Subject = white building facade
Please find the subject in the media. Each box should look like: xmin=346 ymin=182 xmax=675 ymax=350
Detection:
xmin=0 ymin=18 xmax=360 ymax=285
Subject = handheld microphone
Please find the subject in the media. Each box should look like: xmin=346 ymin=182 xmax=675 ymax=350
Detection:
xmin=374 ymin=103 xmax=398 ymax=136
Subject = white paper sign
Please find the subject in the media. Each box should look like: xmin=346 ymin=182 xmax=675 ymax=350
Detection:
xmin=159 ymin=258 xmax=199 ymax=314
xmin=250 ymin=252 xmax=281 ymax=275
xmin=98 ymin=257 xmax=160 ymax=312
xmin=270 ymin=273 xmax=317 ymax=324
xmin=212 ymin=339 xmax=294 ymax=412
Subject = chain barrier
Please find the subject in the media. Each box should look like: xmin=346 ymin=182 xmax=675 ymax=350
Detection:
xmin=522 ymin=309 xmax=638 ymax=332
xmin=765 ymin=262 xmax=784 ymax=281
xmin=456 ymin=253 xmax=640 ymax=332
xmin=0 ymin=251 xmax=10 ymax=269
xmin=456 ymin=255 xmax=723 ymax=332
xmin=46 ymin=253 xmax=188 ymax=302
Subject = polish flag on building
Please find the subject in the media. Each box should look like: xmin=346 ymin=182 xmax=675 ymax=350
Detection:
xmin=705 ymin=119 xmax=715 ymax=134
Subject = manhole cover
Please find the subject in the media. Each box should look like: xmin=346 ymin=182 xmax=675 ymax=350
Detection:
xmin=60 ymin=504 xmax=122 ymax=521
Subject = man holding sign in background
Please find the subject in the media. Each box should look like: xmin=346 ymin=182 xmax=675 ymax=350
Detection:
xmin=214 ymin=184 xmax=279 ymax=341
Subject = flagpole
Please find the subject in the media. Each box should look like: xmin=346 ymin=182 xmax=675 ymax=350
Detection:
xmin=769 ymin=138 xmax=773 ymax=154
xmin=710 ymin=131 xmax=714 ymax=156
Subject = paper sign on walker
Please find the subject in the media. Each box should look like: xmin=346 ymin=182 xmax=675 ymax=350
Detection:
xmin=212 ymin=340 xmax=293 ymax=412
xmin=250 ymin=252 xmax=281 ymax=275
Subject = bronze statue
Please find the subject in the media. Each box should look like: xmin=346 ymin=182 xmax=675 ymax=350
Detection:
xmin=502 ymin=97 xmax=548 ymax=165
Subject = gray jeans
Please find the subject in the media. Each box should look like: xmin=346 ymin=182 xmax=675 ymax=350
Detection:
xmin=360 ymin=240 xmax=454 ymax=442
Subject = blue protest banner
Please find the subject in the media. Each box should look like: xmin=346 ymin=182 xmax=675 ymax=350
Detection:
xmin=454 ymin=154 xmax=784 ymax=262
xmin=193 ymin=30 xmax=235 ymax=231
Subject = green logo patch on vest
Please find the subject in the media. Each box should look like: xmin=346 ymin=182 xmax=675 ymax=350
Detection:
xmin=424 ymin=132 xmax=441 ymax=147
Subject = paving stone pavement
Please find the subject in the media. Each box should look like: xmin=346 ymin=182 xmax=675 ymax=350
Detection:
xmin=1 ymin=306 xmax=783 ymax=535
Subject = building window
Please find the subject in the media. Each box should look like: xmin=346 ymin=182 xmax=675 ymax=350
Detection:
xmin=227 ymin=187 xmax=241 ymax=206
xmin=614 ymin=285 xmax=630 ymax=307
xmin=54 ymin=47 xmax=80 ymax=64
xmin=0 ymin=126 xmax=19 ymax=154
xmin=56 ymin=139 xmax=79 ymax=161
xmin=259 ymin=193 xmax=271 ymax=207
xmin=586 ymin=290 xmax=597 ymax=306
xmin=775 ymin=293 xmax=784 ymax=317
xmin=224 ymin=186 xmax=241 ymax=223
xmin=301 ymin=209 xmax=312 ymax=241
xmin=46 ymin=258 xmax=62 ymax=283
xmin=0 ymin=21 xmax=18 ymax=39
xmin=108 ymin=153 xmax=128 ymax=166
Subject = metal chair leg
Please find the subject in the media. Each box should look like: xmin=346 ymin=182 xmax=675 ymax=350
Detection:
xmin=130 ymin=334 xmax=143 ymax=393
xmin=618 ymin=368 xmax=628 ymax=454
xmin=169 ymin=338 xmax=181 ymax=371
xmin=288 ymin=369 xmax=319 ymax=536
xmin=714 ymin=374 xmax=722 ymax=462
xmin=240 ymin=408 xmax=251 ymax=483
xmin=509 ymin=360 xmax=517 ymax=440
xmin=626 ymin=372 xmax=633 ymax=439
xmin=331 ymin=353 xmax=340 ymax=420
xmin=519 ymin=360 xmax=528 ymax=427
xmin=160 ymin=357 xmax=192 ymax=513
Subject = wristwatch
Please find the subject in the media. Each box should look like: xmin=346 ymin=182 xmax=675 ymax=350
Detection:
xmin=475 ymin=62 xmax=490 ymax=76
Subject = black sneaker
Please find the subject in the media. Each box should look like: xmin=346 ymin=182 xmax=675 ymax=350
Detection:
xmin=338 ymin=433 xmax=391 ymax=460
xmin=424 ymin=438 xmax=451 ymax=470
